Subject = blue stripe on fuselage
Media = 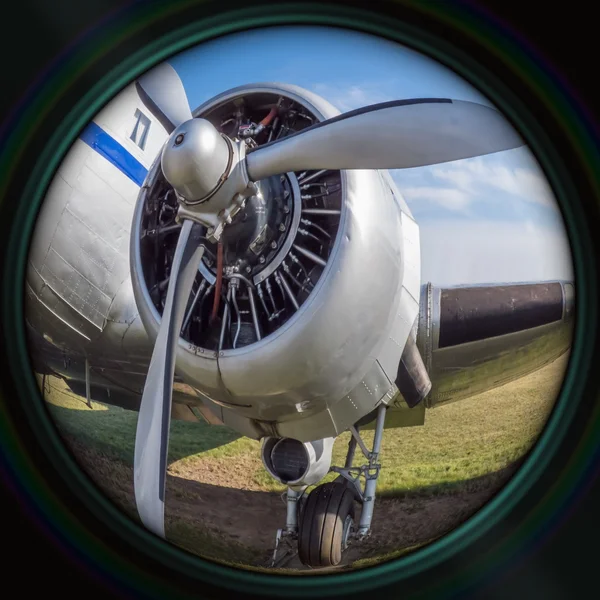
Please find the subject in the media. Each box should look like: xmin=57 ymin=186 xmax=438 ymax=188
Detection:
xmin=79 ymin=122 xmax=148 ymax=186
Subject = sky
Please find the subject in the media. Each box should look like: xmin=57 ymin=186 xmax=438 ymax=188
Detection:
xmin=168 ymin=26 xmax=573 ymax=286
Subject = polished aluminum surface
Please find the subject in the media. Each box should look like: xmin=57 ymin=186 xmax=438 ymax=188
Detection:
xmin=26 ymin=82 xmax=167 ymax=362
xmin=245 ymin=99 xmax=524 ymax=179
xmin=134 ymin=220 xmax=205 ymax=538
xmin=161 ymin=119 xmax=232 ymax=203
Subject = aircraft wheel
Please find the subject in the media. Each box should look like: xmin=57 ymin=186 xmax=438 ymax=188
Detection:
xmin=298 ymin=482 xmax=355 ymax=568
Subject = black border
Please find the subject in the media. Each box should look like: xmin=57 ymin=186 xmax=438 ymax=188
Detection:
xmin=1 ymin=1 xmax=599 ymax=599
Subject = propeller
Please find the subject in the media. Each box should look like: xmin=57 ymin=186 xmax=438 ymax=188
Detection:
xmin=133 ymin=219 xmax=205 ymax=536
xmin=132 ymin=62 xmax=526 ymax=538
xmin=245 ymin=98 xmax=524 ymax=180
xmin=135 ymin=62 xmax=193 ymax=134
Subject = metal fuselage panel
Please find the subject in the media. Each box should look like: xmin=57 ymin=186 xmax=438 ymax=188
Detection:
xmin=25 ymin=83 xmax=168 ymax=393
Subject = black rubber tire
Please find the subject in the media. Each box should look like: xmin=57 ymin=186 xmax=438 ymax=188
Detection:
xmin=297 ymin=482 xmax=355 ymax=568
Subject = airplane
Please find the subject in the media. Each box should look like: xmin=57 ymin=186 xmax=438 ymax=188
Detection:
xmin=25 ymin=61 xmax=575 ymax=569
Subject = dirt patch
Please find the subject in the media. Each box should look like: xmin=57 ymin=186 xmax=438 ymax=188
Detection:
xmin=63 ymin=434 xmax=516 ymax=571
xmin=170 ymin=453 xmax=266 ymax=492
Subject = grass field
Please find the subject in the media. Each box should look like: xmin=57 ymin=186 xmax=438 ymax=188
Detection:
xmin=40 ymin=352 xmax=569 ymax=570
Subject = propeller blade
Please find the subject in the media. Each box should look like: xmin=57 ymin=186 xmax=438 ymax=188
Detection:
xmin=133 ymin=219 xmax=205 ymax=537
xmin=135 ymin=62 xmax=193 ymax=134
xmin=245 ymin=98 xmax=524 ymax=181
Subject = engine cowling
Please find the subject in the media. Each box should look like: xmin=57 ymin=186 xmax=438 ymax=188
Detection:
xmin=130 ymin=83 xmax=420 ymax=441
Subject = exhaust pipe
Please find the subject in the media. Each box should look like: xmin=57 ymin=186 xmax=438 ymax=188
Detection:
xmin=261 ymin=436 xmax=335 ymax=487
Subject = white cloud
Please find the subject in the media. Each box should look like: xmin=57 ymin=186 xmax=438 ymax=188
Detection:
xmin=400 ymin=186 xmax=472 ymax=213
xmin=428 ymin=152 xmax=558 ymax=210
xmin=309 ymin=83 xmax=563 ymax=231
xmin=419 ymin=220 xmax=573 ymax=286
xmin=311 ymin=83 xmax=393 ymax=112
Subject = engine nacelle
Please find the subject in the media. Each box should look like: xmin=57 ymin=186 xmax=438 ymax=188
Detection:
xmin=261 ymin=436 xmax=335 ymax=488
xmin=130 ymin=83 xmax=422 ymax=442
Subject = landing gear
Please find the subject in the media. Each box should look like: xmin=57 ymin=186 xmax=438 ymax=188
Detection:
xmin=268 ymin=403 xmax=387 ymax=569
xmin=298 ymin=482 xmax=355 ymax=567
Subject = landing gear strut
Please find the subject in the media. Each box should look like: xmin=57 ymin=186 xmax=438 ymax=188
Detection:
xmin=269 ymin=403 xmax=387 ymax=569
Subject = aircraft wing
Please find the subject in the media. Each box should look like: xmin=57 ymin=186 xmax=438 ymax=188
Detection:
xmin=30 ymin=277 xmax=575 ymax=430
